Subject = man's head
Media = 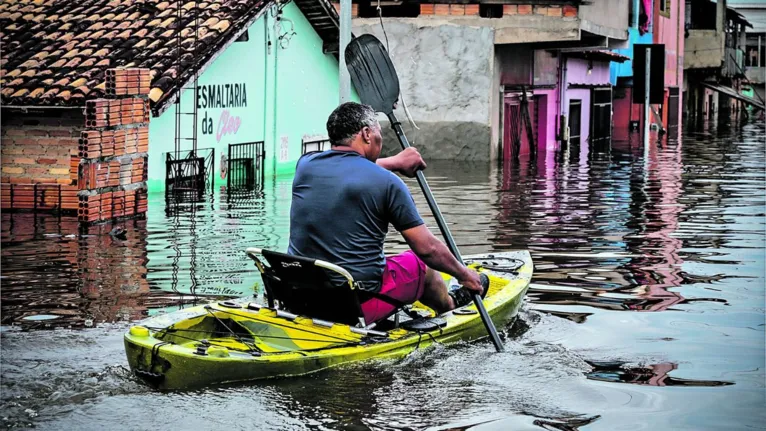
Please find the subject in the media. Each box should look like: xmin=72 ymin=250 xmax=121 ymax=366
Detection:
xmin=326 ymin=102 xmax=383 ymax=161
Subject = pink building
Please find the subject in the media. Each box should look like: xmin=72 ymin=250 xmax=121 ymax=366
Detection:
xmin=654 ymin=0 xmax=684 ymax=129
xmin=499 ymin=48 xmax=627 ymax=159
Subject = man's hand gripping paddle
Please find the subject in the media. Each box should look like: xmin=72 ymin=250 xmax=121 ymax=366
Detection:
xmin=345 ymin=34 xmax=505 ymax=352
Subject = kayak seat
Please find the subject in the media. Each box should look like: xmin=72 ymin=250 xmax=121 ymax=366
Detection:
xmin=246 ymin=247 xmax=379 ymax=327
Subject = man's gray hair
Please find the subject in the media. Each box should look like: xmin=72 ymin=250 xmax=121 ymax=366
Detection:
xmin=326 ymin=102 xmax=379 ymax=146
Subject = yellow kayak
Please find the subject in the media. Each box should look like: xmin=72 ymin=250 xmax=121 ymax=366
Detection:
xmin=124 ymin=250 xmax=533 ymax=389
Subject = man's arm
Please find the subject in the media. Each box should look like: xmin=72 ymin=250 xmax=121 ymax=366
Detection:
xmin=400 ymin=224 xmax=483 ymax=293
xmin=376 ymin=147 xmax=426 ymax=177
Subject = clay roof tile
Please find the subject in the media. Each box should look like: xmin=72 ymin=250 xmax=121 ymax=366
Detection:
xmin=19 ymin=59 xmax=40 ymax=69
xmin=28 ymin=87 xmax=46 ymax=98
xmin=211 ymin=20 xmax=230 ymax=33
xmin=129 ymin=19 xmax=146 ymax=29
xmin=64 ymin=58 xmax=81 ymax=68
xmin=156 ymin=8 xmax=174 ymax=18
xmin=61 ymin=49 xmax=80 ymax=59
xmin=1 ymin=0 xmax=276 ymax=109
xmin=10 ymin=88 xmax=29 ymax=97
xmin=69 ymin=77 xmax=87 ymax=87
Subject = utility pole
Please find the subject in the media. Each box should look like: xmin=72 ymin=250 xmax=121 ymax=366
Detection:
xmin=644 ymin=47 xmax=651 ymax=148
xmin=339 ymin=0 xmax=352 ymax=103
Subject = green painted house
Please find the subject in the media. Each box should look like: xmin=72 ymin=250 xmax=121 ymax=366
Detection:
xmin=146 ymin=0 xmax=360 ymax=190
xmin=1 ymin=0 xmax=357 ymax=193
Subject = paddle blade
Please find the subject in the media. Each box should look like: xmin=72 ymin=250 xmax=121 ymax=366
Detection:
xmin=345 ymin=34 xmax=400 ymax=114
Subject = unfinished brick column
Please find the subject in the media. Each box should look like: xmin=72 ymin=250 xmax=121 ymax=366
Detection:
xmin=77 ymin=68 xmax=150 ymax=224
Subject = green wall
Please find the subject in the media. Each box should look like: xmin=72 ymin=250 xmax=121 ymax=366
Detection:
xmin=147 ymin=3 xmax=359 ymax=191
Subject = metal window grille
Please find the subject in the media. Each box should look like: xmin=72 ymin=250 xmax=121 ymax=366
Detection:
xmin=302 ymin=138 xmax=331 ymax=154
xmin=227 ymin=141 xmax=265 ymax=192
xmin=165 ymin=148 xmax=215 ymax=203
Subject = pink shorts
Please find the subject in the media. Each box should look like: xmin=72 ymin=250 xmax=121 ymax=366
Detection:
xmin=360 ymin=250 xmax=427 ymax=324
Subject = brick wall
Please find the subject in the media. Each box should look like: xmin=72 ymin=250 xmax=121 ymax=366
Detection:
xmin=417 ymin=3 xmax=577 ymax=17
xmin=333 ymin=2 xmax=578 ymax=18
xmin=1 ymin=109 xmax=82 ymax=184
xmin=1 ymin=67 xmax=150 ymax=223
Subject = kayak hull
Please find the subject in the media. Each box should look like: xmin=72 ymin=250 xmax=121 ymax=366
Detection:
xmin=124 ymin=251 xmax=532 ymax=390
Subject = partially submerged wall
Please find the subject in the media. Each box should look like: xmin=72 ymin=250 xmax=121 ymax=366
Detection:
xmin=353 ymin=21 xmax=494 ymax=160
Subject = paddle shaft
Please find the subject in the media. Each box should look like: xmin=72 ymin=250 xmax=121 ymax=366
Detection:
xmin=387 ymin=112 xmax=505 ymax=353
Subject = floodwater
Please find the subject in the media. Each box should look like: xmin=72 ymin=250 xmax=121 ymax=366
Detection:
xmin=1 ymin=120 xmax=764 ymax=430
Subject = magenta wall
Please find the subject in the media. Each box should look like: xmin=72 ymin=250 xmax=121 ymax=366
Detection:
xmin=533 ymin=89 xmax=558 ymax=151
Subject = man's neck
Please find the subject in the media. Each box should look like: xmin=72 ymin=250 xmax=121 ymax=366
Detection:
xmin=332 ymin=143 xmax=365 ymax=157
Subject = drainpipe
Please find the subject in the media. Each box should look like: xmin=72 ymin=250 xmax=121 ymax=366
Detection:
xmin=676 ymin=0 xmax=682 ymax=87
xmin=339 ymin=0 xmax=351 ymax=102
xmin=558 ymin=53 xmax=568 ymax=143
xmin=263 ymin=14 xmax=269 ymax=162
xmin=272 ymin=8 xmax=280 ymax=175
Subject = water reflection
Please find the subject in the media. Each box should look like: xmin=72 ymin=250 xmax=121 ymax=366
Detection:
xmin=585 ymin=360 xmax=734 ymax=387
xmin=0 ymin=119 xmax=764 ymax=429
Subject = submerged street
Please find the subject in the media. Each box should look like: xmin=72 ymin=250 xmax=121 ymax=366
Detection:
xmin=1 ymin=120 xmax=764 ymax=430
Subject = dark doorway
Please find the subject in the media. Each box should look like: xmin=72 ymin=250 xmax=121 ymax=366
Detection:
xmin=667 ymin=87 xmax=680 ymax=127
xmin=569 ymin=99 xmax=582 ymax=144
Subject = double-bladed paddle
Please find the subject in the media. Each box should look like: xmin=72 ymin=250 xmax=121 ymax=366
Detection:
xmin=345 ymin=34 xmax=505 ymax=352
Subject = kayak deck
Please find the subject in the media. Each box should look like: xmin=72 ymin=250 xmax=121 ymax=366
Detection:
xmin=124 ymin=251 xmax=533 ymax=389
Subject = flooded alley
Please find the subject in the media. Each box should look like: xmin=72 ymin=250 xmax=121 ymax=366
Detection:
xmin=2 ymin=120 xmax=764 ymax=430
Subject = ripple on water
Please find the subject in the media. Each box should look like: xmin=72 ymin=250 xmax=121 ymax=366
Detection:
xmin=1 ymin=121 xmax=765 ymax=429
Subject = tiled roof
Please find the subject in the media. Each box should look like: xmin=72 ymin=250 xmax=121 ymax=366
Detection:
xmin=0 ymin=0 xmax=272 ymax=115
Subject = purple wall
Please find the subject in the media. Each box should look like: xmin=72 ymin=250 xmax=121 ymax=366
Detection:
xmin=563 ymin=57 xmax=611 ymax=143
xmin=566 ymin=88 xmax=591 ymax=141
xmin=566 ymin=58 xmax=612 ymax=85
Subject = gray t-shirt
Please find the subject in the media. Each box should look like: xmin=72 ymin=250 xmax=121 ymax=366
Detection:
xmin=287 ymin=150 xmax=424 ymax=284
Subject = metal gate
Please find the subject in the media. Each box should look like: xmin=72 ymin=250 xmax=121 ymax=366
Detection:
xmin=227 ymin=141 xmax=265 ymax=192
xmin=165 ymin=148 xmax=215 ymax=202
xmin=503 ymin=92 xmax=535 ymax=160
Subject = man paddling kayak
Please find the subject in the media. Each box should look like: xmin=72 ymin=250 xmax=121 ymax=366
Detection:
xmin=288 ymin=102 xmax=485 ymax=324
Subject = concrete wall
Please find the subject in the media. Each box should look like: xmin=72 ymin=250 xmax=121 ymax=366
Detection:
xmin=685 ymin=30 xmax=724 ymax=69
xmin=353 ymin=20 xmax=495 ymax=160
xmin=147 ymin=3 xmax=352 ymax=189
xmin=579 ymin=0 xmax=630 ymax=40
